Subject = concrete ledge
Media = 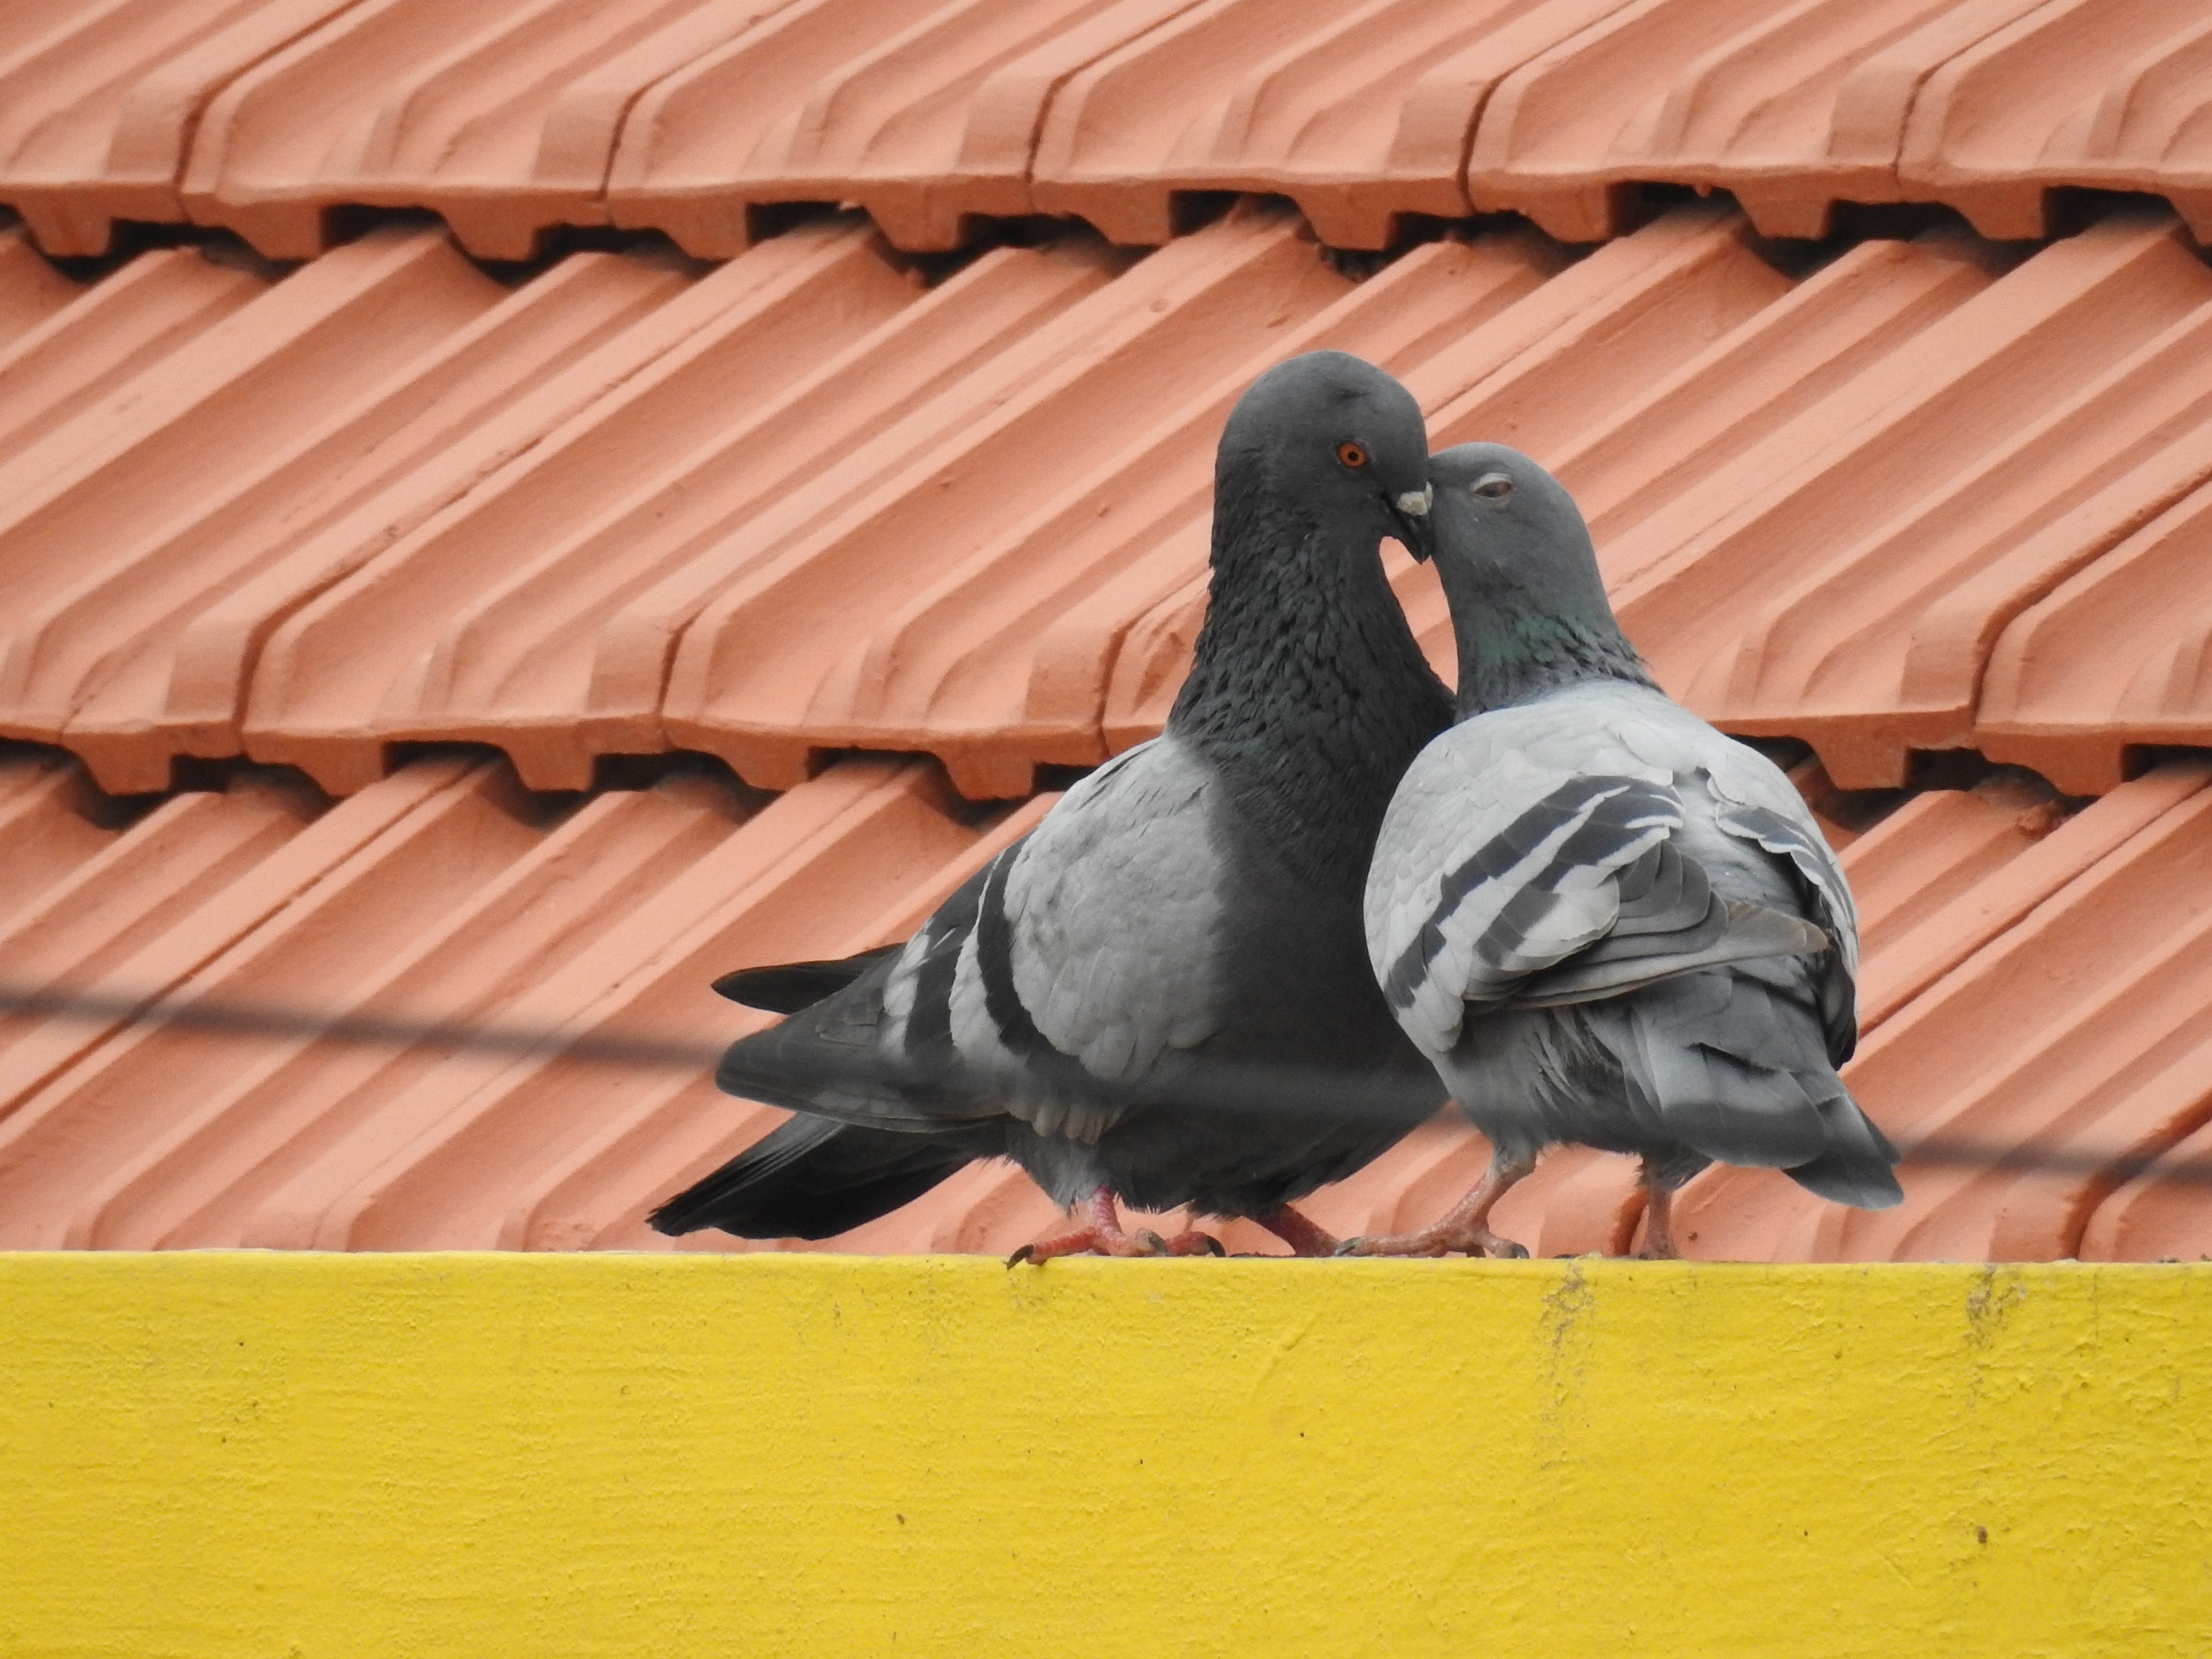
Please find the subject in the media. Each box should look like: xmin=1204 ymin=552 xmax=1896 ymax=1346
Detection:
xmin=5 ymin=1252 xmax=2207 ymax=1657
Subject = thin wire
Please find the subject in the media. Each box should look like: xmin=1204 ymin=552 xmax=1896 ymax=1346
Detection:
xmin=0 ymin=982 xmax=2207 ymax=1186
xmin=0 ymin=985 xmax=725 ymax=1071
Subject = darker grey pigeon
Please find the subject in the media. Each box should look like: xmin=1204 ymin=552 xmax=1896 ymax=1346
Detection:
xmin=651 ymin=351 xmax=1453 ymax=1260
xmin=1347 ymin=442 xmax=1900 ymax=1260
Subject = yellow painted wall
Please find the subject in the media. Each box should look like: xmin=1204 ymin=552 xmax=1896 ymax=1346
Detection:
xmin=4 ymin=1252 xmax=2208 ymax=1658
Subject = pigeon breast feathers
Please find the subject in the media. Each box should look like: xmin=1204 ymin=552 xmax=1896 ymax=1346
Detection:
xmin=998 ymin=739 xmax=1223 ymax=1079
xmin=935 ymin=736 xmax=1226 ymax=1137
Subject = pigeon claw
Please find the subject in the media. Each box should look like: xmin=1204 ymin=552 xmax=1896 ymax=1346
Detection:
xmin=1005 ymin=1225 xmax=1166 ymax=1265
xmin=1006 ymin=1187 xmax=1222 ymax=1264
xmin=1336 ymin=1224 xmax=1530 ymax=1259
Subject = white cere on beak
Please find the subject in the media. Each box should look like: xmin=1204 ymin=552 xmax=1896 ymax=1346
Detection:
xmin=1395 ymin=484 xmax=1433 ymax=517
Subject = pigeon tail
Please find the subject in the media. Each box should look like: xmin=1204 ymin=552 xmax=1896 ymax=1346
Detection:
xmin=1784 ymin=1094 xmax=1903 ymax=1209
xmin=648 ymin=1114 xmax=985 ymax=1239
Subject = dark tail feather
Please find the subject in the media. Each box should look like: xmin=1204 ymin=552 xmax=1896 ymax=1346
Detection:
xmin=649 ymin=1114 xmax=986 ymax=1239
xmin=1785 ymin=1094 xmax=1903 ymax=1209
xmin=712 ymin=945 xmax=901 ymax=1013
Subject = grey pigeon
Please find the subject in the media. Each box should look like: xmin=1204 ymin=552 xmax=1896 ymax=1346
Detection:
xmin=652 ymin=351 xmax=1453 ymax=1260
xmin=1348 ymin=443 xmax=1900 ymax=1259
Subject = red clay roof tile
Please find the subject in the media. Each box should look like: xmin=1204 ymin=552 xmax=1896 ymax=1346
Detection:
xmin=180 ymin=0 xmax=798 ymax=259
xmin=1026 ymin=0 xmax=1633 ymax=249
xmin=661 ymin=207 xmax=1550 ymax=797
xmin=0 ymin=754 xmax=1033 ymax=1249
xmin=3 ymin=202 xmax=2209 ymax=806
xmin=1679 ymin=762 xmax=2212 ymax=1261
xmin=606 ymin=0 xmax=1206 ymax=256
xmin=0 ymin=225 xmax=695 ymax=793
xmin=1460 ymin=0 xmax=2048 ymax=240
xmin=0 ymin=0 xmax=361 ymax=256
xmin=1978 ymin=481 xmax=2212 ymax=794
xmin=15 ymin=0 xmax=2212 ymax=259
xmin=1898 ymin=0 xmax=2212 ymax=242
xmin=0 ymin=46 xmax=2209 ymax=1262
xmin=0 ymin=228 xmax=86 ymax=339
xmin=0 ymin=742 xmax=2199 ymax=1260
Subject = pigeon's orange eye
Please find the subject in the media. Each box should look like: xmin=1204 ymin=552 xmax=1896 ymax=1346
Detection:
xmin=1336 ymin=441 xmax=1369 ymax=468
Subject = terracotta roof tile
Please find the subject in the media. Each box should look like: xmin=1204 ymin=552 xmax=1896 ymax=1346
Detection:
xmin=14 ymin=0 xmax=2212 ymax=260
xmin=604 ymin=0 xmax=1207 ymax=257
xmin=4 ymin=202 xmax=2211 ymax=805
xmin=0 ymin=740 xmax=2201 ymax=1260
xmin=1978 ymin=479 xmax=2212 ymax=794
xmin=0 ymin=91 xmax=2207 ymax=1263
xmin=1678 ymin=762 xmax=2212 ymax=1262
xmin=1898 ymin=0 xmax=2212 ymax=242
xmin=0 ymin=752 xmax=1035 ymax=1249
xmin=1025 ymin=0 xmax=1632 ymax=249
xmin=0 ymin=0 xmax=365 ymax=256
xmin=0 ymin=227 xmax=84 ymax=338
xmin=250 ymin=221 xmax=1117 ymax=797
xmin=179 ymin=0 xmax=799 ymax=260
xmin=0 ymin=224 xmax=693 ymax=792
xmin=1457 ymin=0 xmax=2049 ymax=241
xmin=1599 ymin=210 xmax=2212 ymax=788
xmin=659 ymin=207 xmax=1551 ymax=797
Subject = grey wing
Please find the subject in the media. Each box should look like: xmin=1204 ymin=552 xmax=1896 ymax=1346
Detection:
xmin=943 ymin=736 xmax=1225 ymax=1139
xmin=1368 ymin=709 xmax=1829 ymax=1059
xmin=1693 ymin=734 xmax=1861 ymax=1064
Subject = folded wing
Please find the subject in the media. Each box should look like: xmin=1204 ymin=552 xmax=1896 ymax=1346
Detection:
xmin=1369 ymin=703 xmax=1830 ymax=1059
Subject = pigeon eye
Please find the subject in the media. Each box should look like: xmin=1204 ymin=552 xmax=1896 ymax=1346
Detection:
xmin=1471 ymin=474 xmax=1514 ymax=502
xmin=1335 ymin=441 xmax=1369 ymax=469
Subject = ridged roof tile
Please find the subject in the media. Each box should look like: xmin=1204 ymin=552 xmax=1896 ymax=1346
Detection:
xmin=3 ymin=748 xmax=2202 ymax=1259
xmin=1898 ymin=0 xmax=2212 ymax=242
xmin=0 ymin=752 xmax=1036 ymax=1249
xmin=10 ymin=0 xmax=2212 ymax=258
xmin=1455 ymin=0 xmax=2048 ymax=241
xmin=5 ymin=203 xmax=2212 ymax=805
xmin=177 ymin=0 xmax=788 ymax=260
xmin=0 ymin=0 xmax=358 ymax=255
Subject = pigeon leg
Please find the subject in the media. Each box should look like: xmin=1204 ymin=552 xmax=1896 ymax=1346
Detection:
xmin=1638 ymin=1174 xmax=1682 ymax=1260
xmin=1337 ymin=1153 xmax=1538 ymax=1258
xmin=1255 ymin=1204 xmax=1340 ymax=1257
xmin=1009 ymin=1186 xmax=1185 ymax=1264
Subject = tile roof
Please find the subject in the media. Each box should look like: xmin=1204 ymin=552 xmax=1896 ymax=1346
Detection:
xmin=8 ymin=202 xmax=2212 ymax=804
xmin=0 ymin=749 xmax=1048 ymax=1250
xmin=4 ymin=0 xmax=2210 ymax=258
xmin=1 ymin=5 xmax=2210 ymax=1262
xmin=1 ymin=745 xmax=2205 ymax=1261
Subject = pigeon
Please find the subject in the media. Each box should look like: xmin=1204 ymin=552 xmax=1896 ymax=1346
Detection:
xmin=1347 ymin=443 xmax=1900 ymax=1259
xmin=651 ymin=351 xmax=1454 ymax=1260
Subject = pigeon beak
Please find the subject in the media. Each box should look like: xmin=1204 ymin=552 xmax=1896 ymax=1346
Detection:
xmin=1392 ymin=484 xmax=1434 ymax=562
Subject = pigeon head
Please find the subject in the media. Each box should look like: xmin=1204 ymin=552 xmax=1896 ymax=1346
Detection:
xmin=1170 ymin=350 xmax=1452 ymax=894
xmin=1216 ymin=350 xmax=1434 ymax=561
xmin=1426 ymin=442 xmax=1653 ymax=715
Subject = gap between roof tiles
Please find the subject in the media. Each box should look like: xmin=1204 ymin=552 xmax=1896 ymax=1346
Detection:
xmin=0 ymin=735 xmax=1039 ymax=841
xmin=20 ymin=182 xmax=2211 ymax=316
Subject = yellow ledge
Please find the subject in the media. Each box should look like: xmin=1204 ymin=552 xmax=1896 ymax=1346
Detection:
xmin=6 ymin=1253 xmax=2209 ymax=1658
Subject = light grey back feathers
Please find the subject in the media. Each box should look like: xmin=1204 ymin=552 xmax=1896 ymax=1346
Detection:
xmin=1367 ymin=682 xmax=1849 ymax=1059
